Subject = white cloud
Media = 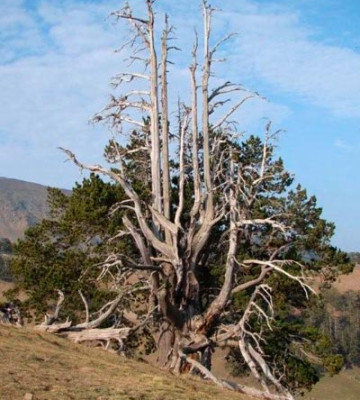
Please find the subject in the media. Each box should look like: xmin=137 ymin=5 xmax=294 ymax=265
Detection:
xmin=153 ymin=0 xmax=360 ymax=118
xmin=216 ymin=4 xmax=360 ymax=118
xmin=0 ymin=0 xmax=123 ymax=187
xmin=1 ymin=0 xmax=360 ymax=188
xmin=335 ymin=139 xmax=359 ymax=153
xmin=0 ymin=0 xmax=48 ymax=62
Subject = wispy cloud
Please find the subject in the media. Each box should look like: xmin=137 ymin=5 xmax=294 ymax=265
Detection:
xmin=0 ymin=0 xmax=123 ymax=186
xmin=1 ymin=0 xmax=360 ymax=188
xmin=218 ymin=3 xmax=360 ymax=118
xmin=335 ymin=139 xmax=359 ymax=153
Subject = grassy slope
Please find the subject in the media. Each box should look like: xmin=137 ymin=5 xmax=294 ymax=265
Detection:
xmin=303 ymin=368 xmax=360 ymax=400
xmin=333 ymin=265 xmax=360 ymax=293
xmin=0 ymin=325 xmax=251 ymax=400
xmin=302 ymin=265 xmax=360 ymax=399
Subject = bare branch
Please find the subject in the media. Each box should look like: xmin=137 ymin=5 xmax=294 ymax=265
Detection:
xmin=237 ymin=217 xmax=288 ymax=233
xmin=189 ymin=30 xmax=201 ymax=223
xmin=111 ymin=72 xmax=150 ymax=85
xmin=232 ymin=266 xmax=270 ymax=294
xmin=210 ymin=33 xmax=238 ymax=58
xmin=242 ymin=259 xmax=317 ymax=297
xmin=40 ymin=290 xmax=64 ymax=326
xmin=212 ymin=95 xmax=254 ymax=130
xmin=208 ymin=81 xmax=243 ymax=102
xmin=175 ymin=108 xmax=191 ymax=228
xmin=76 ymin=292 xmax=124 ymax=329
xmin=78 ymin=290 xmax=90 ymax=323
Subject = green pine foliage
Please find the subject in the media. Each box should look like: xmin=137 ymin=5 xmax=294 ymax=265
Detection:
xmin=0 ymin=238 xmax=12 ymax=281
xmin=306 ymin=289 xmax=360 ymax=368
xmin=7 ymin=134 xmax=354 ymax=393
xmin=0 ymin=238 xmax=12 ymax=254
xmin=8 ymin=174 xmax=129 ymax=321
xmin=199 ymin=135 xmax=352 ymax=391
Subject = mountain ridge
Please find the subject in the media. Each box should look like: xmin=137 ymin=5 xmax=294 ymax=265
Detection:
xmin=0 ymin=177 xmax=69 ymax=242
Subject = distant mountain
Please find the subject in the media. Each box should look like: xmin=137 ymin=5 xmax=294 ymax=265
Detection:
xmin=0 ymin=177 xmax=68 ymax=242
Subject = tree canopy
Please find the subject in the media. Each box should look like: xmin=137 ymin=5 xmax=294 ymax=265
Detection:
xmin=9 ymin=2 xmax=354 ymax=399
xmin=10 ymin=174 xmax=129 ymax=319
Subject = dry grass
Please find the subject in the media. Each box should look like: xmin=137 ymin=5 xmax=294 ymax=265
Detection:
xmin=303 ymin=367 xmax=360 ymax=400
xmin=333 ymin=265 xmax=360 ymax=293
xmin=0 ymin=325 xmax=252 ymax=400
xmin=0 ymin=280 xmax=14 ymax=302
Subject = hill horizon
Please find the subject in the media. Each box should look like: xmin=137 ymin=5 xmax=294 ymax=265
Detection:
xmin=0 ymin=176 xmax=70 ymax=242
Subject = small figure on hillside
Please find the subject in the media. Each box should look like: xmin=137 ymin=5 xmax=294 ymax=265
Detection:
xmin=0 ymin=302 xmax=23 ymax=326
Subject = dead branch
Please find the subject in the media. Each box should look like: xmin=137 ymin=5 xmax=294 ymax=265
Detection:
xmin=78 ymin=290 xmax=90 ymax=323
xmin=60 ymin=327 xmax=131 ymax=343
xmin=179 ymin=348 xmax=293 ymax=400
xmin=34 ymin=320 xmax=72 ymax=333
xmin=232 ymin=266 xmax=271 ymax=294
xmin=242 ymin=259 xmax=316 ymax=298
xmin=212 ymin=95 xmax=254 ymax=130
xmin=40 ymin=290 xmax=65 ymax=326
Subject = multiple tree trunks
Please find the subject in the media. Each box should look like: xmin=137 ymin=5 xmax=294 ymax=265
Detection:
xmin=55 ymin=1 xmax=332 ymax=400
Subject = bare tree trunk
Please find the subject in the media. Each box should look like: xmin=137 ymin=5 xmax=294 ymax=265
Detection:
xmin=161 ymin=15 xmax=171 ymax=245
xmin=59 ymin=3 xmax=319 ymax=399
xmin=157 ymin=321 xmax=175 ymax=367
xmin=147 ymin=0 xmax=162 ymax=223
xmin=205 ymin=152 xmax=237 ymax=327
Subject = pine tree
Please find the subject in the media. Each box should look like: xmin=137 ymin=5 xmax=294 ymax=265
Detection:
xmin=10 ymin=174 xmax=128 ymax=320
xmin=14 ymin=1 xmax=353 ymax=398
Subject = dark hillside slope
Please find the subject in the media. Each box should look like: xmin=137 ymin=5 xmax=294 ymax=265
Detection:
xmin=0 ymin=177 xmax=69 ymax=242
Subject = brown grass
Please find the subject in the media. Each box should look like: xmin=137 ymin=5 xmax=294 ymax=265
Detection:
xmin=0 ymin=280 xmax=14 ymax=302
xmin=333 ymin=265 xmax=360 ymax=293
xmin=0 ymin=325 xmax=252 ymax=400
xmin=303 ymin=367 xmax=360 ymax=400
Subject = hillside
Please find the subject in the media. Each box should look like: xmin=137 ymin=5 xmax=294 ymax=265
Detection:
xmin=1 ymin=324 xmax=360 ymax=400
xmin=0 ymin=177 xmax=71 ymax=243
xmin=303 ymin=368 xmax=360 ymax=400
xmin=0 ymin=177 xmax=50 ymax=242
xmin=0 ymin=324 xmax=251 ymax=400
xmin=333 ymin=265 xmax=360 ymax=293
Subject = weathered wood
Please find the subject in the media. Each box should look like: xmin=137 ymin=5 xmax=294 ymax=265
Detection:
xmin=34 ymin=320 xmax=72 ymax=333
xmin=59 ymin=327 xmax=131 ymax=344
xmin=58 ymin=2 xmax=319 ymax=399
xmin=42 ymin=290 xmax=64 ymax=326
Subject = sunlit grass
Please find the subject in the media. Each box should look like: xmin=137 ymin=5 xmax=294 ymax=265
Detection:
xmin=0 ymin=325 xmax=250 ymax=400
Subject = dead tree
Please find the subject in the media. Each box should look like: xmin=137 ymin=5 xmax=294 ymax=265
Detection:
xmin=34 ymin=288 xmax=153 ymax=352
xmin=61 ymin=1 xmax=317 ymax=399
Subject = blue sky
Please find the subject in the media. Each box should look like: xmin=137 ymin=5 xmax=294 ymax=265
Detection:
xmin=0 ymin=0 xmax=359 ymax=251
